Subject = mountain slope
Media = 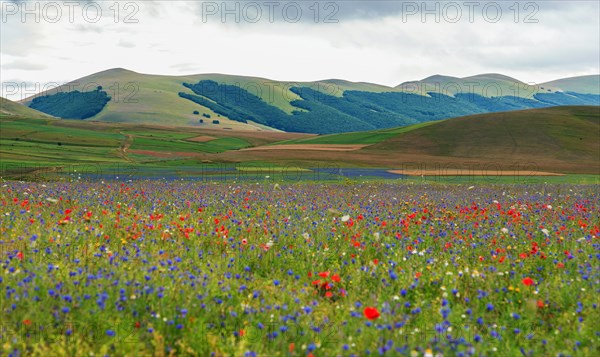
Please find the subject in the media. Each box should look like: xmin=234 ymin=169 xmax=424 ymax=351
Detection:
xmin=0 ymin=97 xmax=52 ymax=118
xmin=540 ymin=75 xmax=600 ymax=94
xmin=20 ymin=69 xmax=600 ymax=134
xmin=20 ymin=68 xmax=290 ymax=130
xmin=225 ymin=106 xmax=600 ymax=174
xmin=365 ymin=106 xmax=600 ymax=163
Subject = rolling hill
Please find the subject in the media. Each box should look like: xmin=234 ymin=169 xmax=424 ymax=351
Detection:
xmin=221 ymin=106 xmax=600 ymax=174
xmin=540 ymin=75 xmax=600 ymax=95
xmin=18 ymin=69 xmax=600 ymax=134
xmin=0 ymin=97 xmax=52 ymax=118
xmin=1 ymin=105 xmax=598 ymax=175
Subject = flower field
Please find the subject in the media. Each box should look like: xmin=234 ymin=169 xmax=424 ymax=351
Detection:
xmin=1 ymin=181 xmax=599 ymax=356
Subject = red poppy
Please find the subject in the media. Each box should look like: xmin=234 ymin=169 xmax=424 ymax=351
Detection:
xmin=536 ymin=300 xmax=544 ymax=308
xmin=522 ymin=277 xmax=534 ymax=286
xmin=318 ymin=271 xmax=330 ymax=278
xmin=363 ymin=307 xmax=380 ymax=320
xmin=373 ymin=259 xmax=379 ymax=265
xmin=331 ymin=274 xmax=341 ymax=282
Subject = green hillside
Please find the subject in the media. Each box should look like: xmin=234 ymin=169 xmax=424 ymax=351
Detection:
xmin=0 ymin=112 xmax=309 ymax=171
xmin=19 ymin=69 xmax=600 ymax=134
xmin=363 ymin=106 xmax=600 ymax=164
xmin=277 ymin=106 xmax=599 ymax=160
xmin=540 ymin=75 xmax=600 ymax=94
xmin=19 ymin=69 xmax=313 ymax=127
xmin=398 ymin=73 xmax=538 ymax=98
xmin=2 ymin=106 xmax=597 ymax=176
xmin=0 ymin=97 xmax=51 ymax=118
xmin=224 ymin=106 xmax=599 ymax=174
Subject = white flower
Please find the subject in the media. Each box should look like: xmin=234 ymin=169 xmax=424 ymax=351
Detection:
xmin=341 ymin=215 xmax=350 ymax=222
xmin=501 ymin=227 xmax=509 ymax=234
xmin=468 ymin=186 xmax=475 ymax=190
xmin=541 ymin=228 xmax=550 ymax=236
xmin=547 ymin=205 xmax=553 ymax=210
xmin=373 ymin=232 xmax=380 ymax=240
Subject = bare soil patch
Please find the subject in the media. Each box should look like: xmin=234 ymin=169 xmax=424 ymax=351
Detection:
xmin=187 ymin=135 xmax=217 ymax=143
xmin=241 ymin=144 xmax=368 ymax=152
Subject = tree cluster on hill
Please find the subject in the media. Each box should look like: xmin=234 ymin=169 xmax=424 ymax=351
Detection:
xmin=178 ymin=80 xmax=600 ymax=134
xmin=30 ymin=88 xmax=111 ymax=119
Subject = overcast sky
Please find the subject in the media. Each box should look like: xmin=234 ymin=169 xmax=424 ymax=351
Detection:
xmin=1 ymin=0 xmax=599 ymax=100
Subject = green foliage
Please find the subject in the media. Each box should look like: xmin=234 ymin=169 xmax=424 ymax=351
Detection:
xmin=29 ymin=89 xmax=111 ymax=119
xmin=180 ymin=80 xmax=600 ymax=134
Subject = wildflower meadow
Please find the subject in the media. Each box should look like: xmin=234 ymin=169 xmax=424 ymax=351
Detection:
xmin=1 ymin=181 xmax=599 ymax=356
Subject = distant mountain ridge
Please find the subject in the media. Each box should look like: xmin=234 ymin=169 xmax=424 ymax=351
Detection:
xmin=19 ymin=69 xmax=600 ymax=134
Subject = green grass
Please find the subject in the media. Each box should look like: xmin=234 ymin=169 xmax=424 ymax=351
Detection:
xmin=276 ymin=122 xmax=436 ymax=145
xmin=366 ymin=106 xmax=600 ymax=163
xmin=0 ymin=97 xmax=52 ymax=117
xmin=130 ymin=136 xmax=250 ymax=154
xmin=1 ymin=106 xmax=598 ymax=179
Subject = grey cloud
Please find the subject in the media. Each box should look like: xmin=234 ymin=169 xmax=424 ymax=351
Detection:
xmin=118 ymin=39 xmax=136 ymax=48
xmin=189 ymin=1 xmax=598 ymax=23
xmin=2 ymin=61 xmax=47 ymax=70
xmin=170 ymin=63 xmax=202 ymax=72
xmin=72 ymin=24 xmax=104 ymax=34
